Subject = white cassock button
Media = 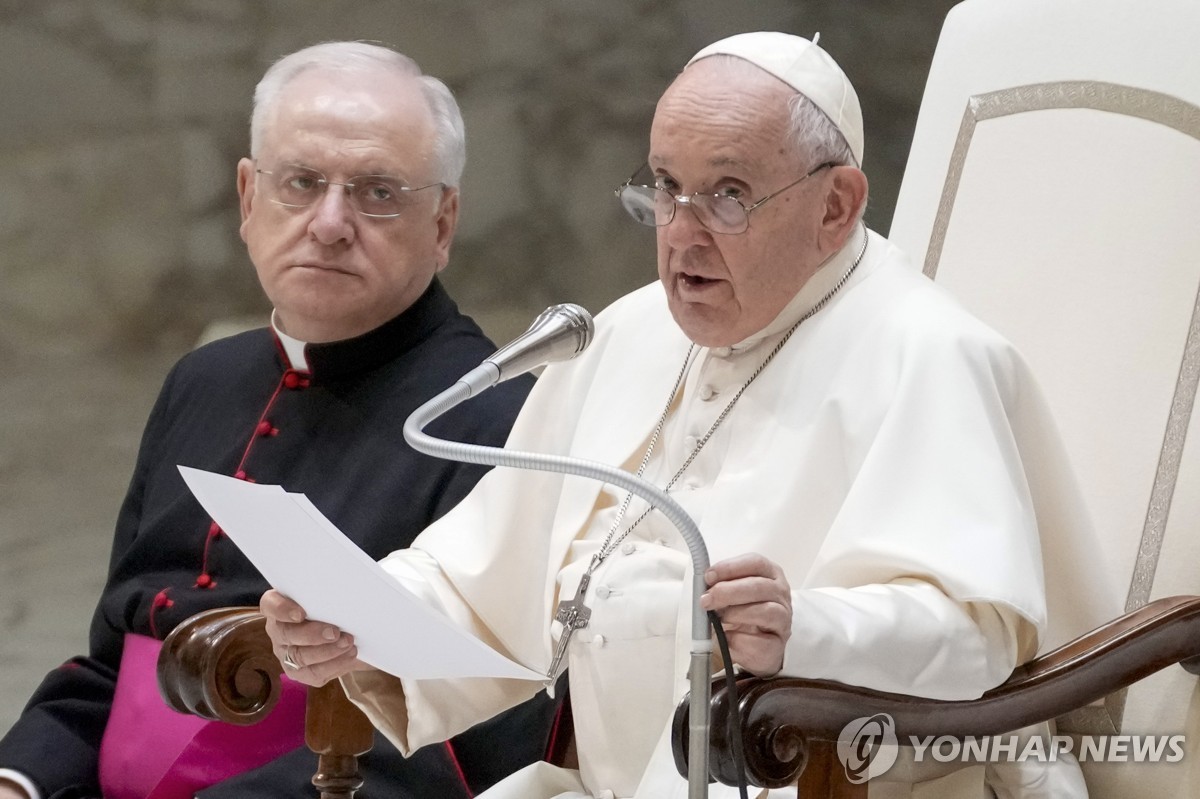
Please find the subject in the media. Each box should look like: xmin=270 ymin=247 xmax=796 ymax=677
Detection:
xmin=683 ymin=435 xmax=699 ymax=451
xmin=713 ymin=347 xmax=732 ymax=358
xmin=621 ymin=541 xmax=636 ymax=555
xmin=594 ymin=585 xmax=611 ymax=599
xmin=698 ymin=384 xmax=716 ymax=401
xmin=592 ymin=635 xmax=607 ymax=647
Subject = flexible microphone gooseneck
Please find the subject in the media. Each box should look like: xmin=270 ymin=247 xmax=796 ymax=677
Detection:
xmin=402 ymin=303 xmax=716 ymax=799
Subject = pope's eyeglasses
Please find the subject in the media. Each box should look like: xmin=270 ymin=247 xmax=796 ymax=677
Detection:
xmin=614 ymin=161 xmax=837 ymax=235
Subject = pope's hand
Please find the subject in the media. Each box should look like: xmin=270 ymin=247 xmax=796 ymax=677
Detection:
xmin=700 ymin=553 xmax=792 ymax=676
xmin=260 ymin=589 xmax=369 ymax=686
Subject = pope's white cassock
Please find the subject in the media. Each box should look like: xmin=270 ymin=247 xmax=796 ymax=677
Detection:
xmin=342 ymin=225 xmax=1115 ymax=799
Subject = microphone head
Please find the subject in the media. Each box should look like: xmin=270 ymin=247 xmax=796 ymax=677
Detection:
xmin=486 ymin=303 xmax=594 ymax=383
xmin=528 ymin=303 xmax=594 ymax=357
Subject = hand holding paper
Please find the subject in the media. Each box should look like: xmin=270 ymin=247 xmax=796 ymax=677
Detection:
xmin=259 ymin=588 xmax=366 ymax=686
xmin=178 ymin=465 xmax=543 ymax=682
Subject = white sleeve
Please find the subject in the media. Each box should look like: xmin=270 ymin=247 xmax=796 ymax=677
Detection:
xmin=0 ymin=770 xmax=41 ymax=799
xmin=775 ymin=291 xmax=1057 ymax=698
xmin=782 ymin=578 xmax=1036 ymax=700
xmin=341 ymin=547 xmax=543 ymax=755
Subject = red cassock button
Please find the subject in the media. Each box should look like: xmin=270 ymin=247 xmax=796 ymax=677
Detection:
xmin=256 ymin=420 xmax=273 ymax=436
xmin=195 ymin=574 xmax=215 ymax=589
xmin=234 ymin=470 xmax=247 ymax=481
xmin=283 ymin=371 xmax=309 ymax=389
xmin=208 ymin=521 xmax=222 ymax=539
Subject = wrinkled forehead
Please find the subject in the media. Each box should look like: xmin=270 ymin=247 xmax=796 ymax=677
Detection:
xmin=650 ymin=59 xmax=798 ymax=169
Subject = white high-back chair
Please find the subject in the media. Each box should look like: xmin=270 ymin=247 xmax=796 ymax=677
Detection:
xmin=890 ymin=1 xmax=1200 ymax=794
xmin=669 ymin=1 xmax=1200 ymax=796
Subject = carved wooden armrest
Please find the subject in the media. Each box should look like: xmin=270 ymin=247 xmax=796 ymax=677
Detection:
xmin=156 ymin=606 xmax=375 ymax=798
xmin=672 ymin=594 xmax=1200 ymax=790
xmin=157 ymin=606 xmax=282 ymax=723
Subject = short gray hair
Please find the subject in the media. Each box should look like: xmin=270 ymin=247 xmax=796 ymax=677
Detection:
xmin=688 ymin=55 xmax=857 ymax=171
xmin=787 ymin=92 xmax=858 ymax=170
xmin=789 ymin=92 xmax=866 ymax=223
xmin=250 ymin=41 xmax=467 ymax=188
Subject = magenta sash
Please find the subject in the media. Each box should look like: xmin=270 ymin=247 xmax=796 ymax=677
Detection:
xmin=98 ymin=633 xmax=307 ymax=799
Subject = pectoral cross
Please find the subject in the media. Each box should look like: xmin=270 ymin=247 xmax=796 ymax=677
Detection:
xmin=547 ymin=569 xmax=593 ymax=678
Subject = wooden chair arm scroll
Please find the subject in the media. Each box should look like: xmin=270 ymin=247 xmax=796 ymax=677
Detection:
xmin=672 ymin=595 xmax=1200 ymax=792
xmin=156 ymin=606 xmax=375 ymax=799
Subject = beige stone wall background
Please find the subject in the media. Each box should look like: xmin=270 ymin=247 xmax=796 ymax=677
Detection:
xmin=0 ymin=0 xmax=957 ymax=732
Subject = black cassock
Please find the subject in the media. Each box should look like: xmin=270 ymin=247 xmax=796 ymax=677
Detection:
xmin=0 ymin=279 xmax=559 ymax=798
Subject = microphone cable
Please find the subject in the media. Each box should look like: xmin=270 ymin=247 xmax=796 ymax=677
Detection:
xmin=708 ymin=610 xmax=750 ymax=799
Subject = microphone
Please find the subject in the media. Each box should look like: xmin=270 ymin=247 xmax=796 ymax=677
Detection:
xmin=457 ymin=303 xmax=594 ymax=396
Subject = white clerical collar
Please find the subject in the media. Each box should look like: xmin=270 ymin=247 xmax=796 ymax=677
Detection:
xmin=270 ymin=310 xmax=311 ymax=372
xmin=729 ymin=223 xmax=868 ymax=353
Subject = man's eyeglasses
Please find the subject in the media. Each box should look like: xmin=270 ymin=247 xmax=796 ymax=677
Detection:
xmin=255 ymin=165 xmax=444 ymax=218
xmin=614 ymin=161 xmax=837 ymax=235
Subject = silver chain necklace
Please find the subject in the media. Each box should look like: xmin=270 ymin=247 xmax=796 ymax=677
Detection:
xmin=547 ymin=228 xmax=869 ymax=678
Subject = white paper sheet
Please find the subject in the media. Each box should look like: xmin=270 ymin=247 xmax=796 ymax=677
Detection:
xmin=178 ymin=465 xmax=543 ymax=681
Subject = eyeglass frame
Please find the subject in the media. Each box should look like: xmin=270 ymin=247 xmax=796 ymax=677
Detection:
xmin=614 ymin=160 xmax=839 ymax=234
xmin=254 ymin=165 xmax=445 ymax=219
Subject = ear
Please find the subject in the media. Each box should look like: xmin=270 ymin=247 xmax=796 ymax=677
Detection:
xmin=817 ymin=166 xmax=869 ymax=253
xmin=432 ymin=187 xmax=460 ymax=272
xmin=236 ymin=158 xmax=256 ymax=241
